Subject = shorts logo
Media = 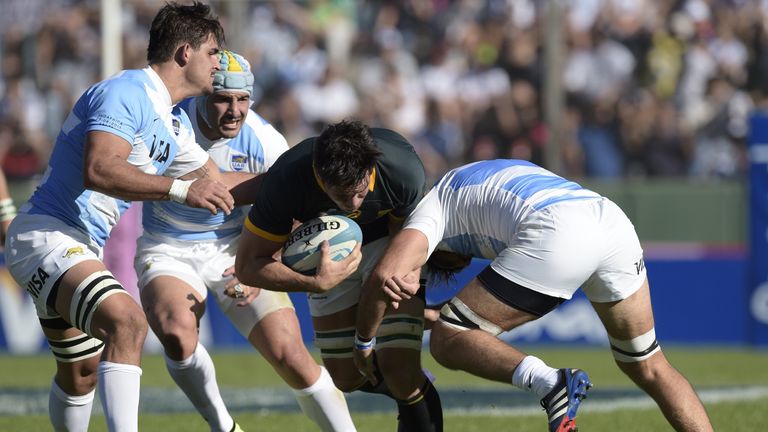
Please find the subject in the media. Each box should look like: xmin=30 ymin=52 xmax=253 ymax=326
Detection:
xmin=63 ymin=246 xmax=85 ymax=259
xmin=230 ymin=154 xmax=248 ymax=171
xmin=172 ymin=119 xmax=180 ymax=135
xmin=634 ymin=258 xmax=645 ymax=275
xmin=25 ymin=267 xmax=50 ymax=299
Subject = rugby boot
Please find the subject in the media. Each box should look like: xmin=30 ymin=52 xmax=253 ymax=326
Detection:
xmin=540 ymin=368 xmax=592 ymax=432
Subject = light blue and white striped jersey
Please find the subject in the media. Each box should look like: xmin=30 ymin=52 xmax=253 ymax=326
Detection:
xmin=24 ymin=67 xmax=209 ymax=247
xmin=405 ymin=159 xmax=602 ymax=258
xmin=141 ymin=97 xmax=289 ymax=240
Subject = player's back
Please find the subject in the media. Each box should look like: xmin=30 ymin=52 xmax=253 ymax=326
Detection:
xmin=434 ymin=159 xmax=601 ymax=257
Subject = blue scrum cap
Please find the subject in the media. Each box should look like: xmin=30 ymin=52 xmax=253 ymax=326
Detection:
xmin=212 ymin=50 xmax=254 ymax=96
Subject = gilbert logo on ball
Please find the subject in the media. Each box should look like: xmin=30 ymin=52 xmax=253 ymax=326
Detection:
xmin=282 ymin=215 xmax=363 ymax=275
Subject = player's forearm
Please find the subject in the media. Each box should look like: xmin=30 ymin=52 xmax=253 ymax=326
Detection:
xmin=84 ymin=158 xmax=174 ymax=201
xmin=225 ymin=172 xmax=262 ymax=206
xmin=355 ymin=275 xmax=390 ymax=340
xmin=235 ymin=256 xmax=321 ymax=293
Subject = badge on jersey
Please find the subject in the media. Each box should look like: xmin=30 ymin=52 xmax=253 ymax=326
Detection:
xmin=172 ymin=119 xmax=180 ymax=136
xmin=230 ymin=154 xmax=248 ymax=171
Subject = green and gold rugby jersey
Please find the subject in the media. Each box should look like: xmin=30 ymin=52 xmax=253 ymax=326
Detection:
xmin=245 ymin=128 xmax=426 ymax=244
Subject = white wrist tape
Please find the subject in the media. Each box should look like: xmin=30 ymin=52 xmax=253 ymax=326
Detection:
xmin=168 ymin=179 xmax=196 ymax=203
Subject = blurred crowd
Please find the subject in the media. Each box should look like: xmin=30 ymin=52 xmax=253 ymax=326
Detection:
xmin=2 ymin=0 xmax=768 ymax=185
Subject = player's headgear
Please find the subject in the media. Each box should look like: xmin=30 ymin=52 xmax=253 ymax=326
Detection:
xmin=212 ymin=50 xmax=254 ymax=96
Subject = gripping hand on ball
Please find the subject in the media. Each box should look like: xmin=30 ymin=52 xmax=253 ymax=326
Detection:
xmin=312 ymin=240 xmax=362 ymax=293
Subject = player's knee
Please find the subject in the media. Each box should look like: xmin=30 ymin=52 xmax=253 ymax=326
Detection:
xmin=609 ymin=328 xmax=665 ymax=384
xmin=153 ymin=317 xmax=199 ymax=358
xmin=380 ymin=363 xmax=424 ymax=400
xmin=102 ymin=309 xmax=148 ymax=349
xmin=265 ymin=341 xmax=309 ymax=374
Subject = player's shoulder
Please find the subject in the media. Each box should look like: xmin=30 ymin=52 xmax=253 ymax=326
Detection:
xmin=370 ymin=128 xmax=425 ymax=184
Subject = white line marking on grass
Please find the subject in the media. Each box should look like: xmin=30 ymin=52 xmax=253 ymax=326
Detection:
xmin=441 ymin=386 xmax=768 ymax=417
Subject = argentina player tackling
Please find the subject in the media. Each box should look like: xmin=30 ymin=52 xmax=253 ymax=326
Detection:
xmin=355 ymin=159 xmax=713 ymax=432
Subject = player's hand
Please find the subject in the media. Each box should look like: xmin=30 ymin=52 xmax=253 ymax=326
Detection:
xmin=353 ymin=342 xmax=377 ymax=386
xmin=382 ymin=271 xmax=420 ymax=309
xmin=222 ymin=266 xmax=260 ymax=306
xmin=312 ymin=241 xmax=362 ymax=293
xmin=185 ymin=178 xmax=235 ymax=215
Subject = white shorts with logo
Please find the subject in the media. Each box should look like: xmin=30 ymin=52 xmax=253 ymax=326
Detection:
xmin=307 ymin=237 xmax=389 ymax=317
xmin=134 ymin=232 xmax=294 ymax=337
xmin=491 ymin=198 xmax=646 ymax=303
xmin=5 ymin=213 xmax=104 ymax=319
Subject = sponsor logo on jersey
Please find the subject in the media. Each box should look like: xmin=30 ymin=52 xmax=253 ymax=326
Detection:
xmin=230 ymin=154 xmax=248 ymax=171
xmin=63 ymin=246 xmax=85 ymax=259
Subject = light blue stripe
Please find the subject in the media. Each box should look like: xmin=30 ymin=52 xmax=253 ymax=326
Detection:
xmin=447 ymin=160 xmax=535 ymax=189
xmin=501 ymin=173 xmax=582 ymax=200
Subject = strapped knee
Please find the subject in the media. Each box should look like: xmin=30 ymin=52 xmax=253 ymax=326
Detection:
xmin=438 ymin=297 xmax=503 ymax=336
xmin=376 ymin=314 xmax=424 ymax=350
xmin=47 ymin=333 xmax=104 ymax=363
xmin=69 ymin=270 xmax=128 ymax=337
xmin=314 ymin=326 xmax=355 ymax=359
xmin=609 ymin=328 xmax=661 ymax=363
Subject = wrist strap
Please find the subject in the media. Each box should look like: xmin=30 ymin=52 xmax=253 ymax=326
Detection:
xmin=354 ymin=333 xmax=376 ymax=350
xmin=168 ymin=179 xmax=196 ymax=203
xmin=0 ymin=198 xmax=16 ymax=222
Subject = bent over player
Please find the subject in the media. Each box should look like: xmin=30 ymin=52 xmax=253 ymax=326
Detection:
xmin=3 ymin=3 xmax=234 ymax=431
xmin=235 ymin=120 xmax=443 ymax=431
xmin=135 ymin=50 xmax=355 ymax=432
xmin=355 ymin=159 xmax=713 ymax=432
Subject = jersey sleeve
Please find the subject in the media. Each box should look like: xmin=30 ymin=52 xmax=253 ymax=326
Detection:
xmin=402 ymin=187 xmax=445 ymax=257
xmin=84 ymin=79 xmax=147 ymax=145
xmin=244 ymin=161 xmax=296 ymax=243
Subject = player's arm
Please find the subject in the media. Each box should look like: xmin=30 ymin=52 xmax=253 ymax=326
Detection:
xmin=220 ymin=172 xmax=263 ymax=206
xmin=235 ymin=221 xmax=361 ymax=294
xmin=83 ymin=131 xmax=233 ymax=214
xmin=355 ymin=228 xmax=429 ymax=340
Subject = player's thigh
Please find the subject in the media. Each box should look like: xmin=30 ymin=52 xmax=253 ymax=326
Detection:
xmin=590 ymin=277 xmax=655 ymax=340
xmin=56 ymin=259 xmax=143 ymax=338
xmin=453 ymin=277 xmax=540 ymax=331
xmin=375 ymin=295 xmax=427 ymax=388
xmin=140 ymin=275 xmax=206 ymax=337
xmin=312 ymin=304 xmax=359 ymax=386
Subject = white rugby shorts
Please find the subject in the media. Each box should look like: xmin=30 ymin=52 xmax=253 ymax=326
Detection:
xmin=134 ymin=232 xmax=294 ymax=337
xmin=307 ymin=237 xmax=389 ymax=317
xmin=491 ymin=198 xmax=646 ymax=302
xmin=5 ymin=213 xmax=103 ymax=319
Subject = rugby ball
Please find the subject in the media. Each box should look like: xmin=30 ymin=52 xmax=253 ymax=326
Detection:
xmin=282 ymin=215 xmax=362 ymax=275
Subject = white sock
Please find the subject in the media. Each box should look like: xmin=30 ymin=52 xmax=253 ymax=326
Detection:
xmin=511 ymin=355 xmax=560 ymax=399
xmin=98 ymin=361 xmax=142 ymax=432
xmin=165 ymin=344 xmax=233 ymax=432
xmin=49 ymin=378 xmax=94 ymax=432
xmin=292 ymin=367 xmax=356 ymax=432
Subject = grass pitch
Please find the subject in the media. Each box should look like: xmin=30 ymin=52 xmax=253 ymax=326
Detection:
xmin=0 ymin=346 xmax=766 ymax=431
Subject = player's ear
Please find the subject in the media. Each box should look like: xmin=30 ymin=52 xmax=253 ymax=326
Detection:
xmin=175 ymin=43 xmax=191 ymax=67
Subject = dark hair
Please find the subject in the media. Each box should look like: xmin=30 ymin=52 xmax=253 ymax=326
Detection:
xmin=425 ymin=250 xmax=473 ymax=285
xmin=147 ymin=1 xmax=225 ymax=64
xmin=313 ymin=120 xmax=382 ymax=191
